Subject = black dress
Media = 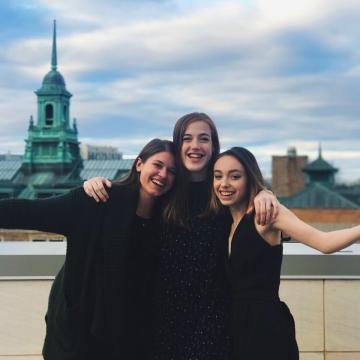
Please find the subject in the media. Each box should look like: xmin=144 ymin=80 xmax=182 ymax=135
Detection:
xmin=151 ymin=181 xmax=230 ymax=360
xmin=227 ymin=213 xmax=299 ymax=360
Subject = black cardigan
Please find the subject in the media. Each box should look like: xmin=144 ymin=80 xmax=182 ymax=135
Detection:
xmin=0 ymin=185 xmax=148 ymax=360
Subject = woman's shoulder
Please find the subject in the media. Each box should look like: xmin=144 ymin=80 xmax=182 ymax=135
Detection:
xmin=107 ymin=183 xmax=139 ymax=207
xmin=108 ymin=183 xmax=138 ymax=196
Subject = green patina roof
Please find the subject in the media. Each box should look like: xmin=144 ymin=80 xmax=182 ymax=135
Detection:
xmin=303 ymin=156 xmax=337 ymax=173
xmin=280 ymin=182 xmax=359 ymax=209
xmin=0 ymin=159 xmax=22 ymax=181
xmin=336 ymin=185 xmax=360 ymax=206
xmin=41 ymin=69 xmax=66 ymax=89
xmin=36 ymin=21 xmax=71 ymax=96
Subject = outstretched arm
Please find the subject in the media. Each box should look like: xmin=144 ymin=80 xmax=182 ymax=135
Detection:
xmin=0 ymin=188 xmax=90 ymax=236
xmin=83 ymin=177 xmax=112 ymax=202
xmin=271 ymin=205 xmax=360 ymax=253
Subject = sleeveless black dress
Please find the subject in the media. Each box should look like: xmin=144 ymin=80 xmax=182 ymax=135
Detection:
xmin=227 ymin=213 xmax=299 ymax=360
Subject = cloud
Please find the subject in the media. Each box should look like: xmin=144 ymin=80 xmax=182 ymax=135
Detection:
xmin=0 ymin=0 xmax=359 ymax=181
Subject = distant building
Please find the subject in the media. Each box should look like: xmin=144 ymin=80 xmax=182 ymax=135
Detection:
xmin=0 ymin=21 xmax=132 ymax=201
xmin=272 ymin=147 xmax=308 ymax=197
xmin=272 ymin=146 xmax=360 ymax=232
xmin=80 ymin=144 xmax=122 ymax=160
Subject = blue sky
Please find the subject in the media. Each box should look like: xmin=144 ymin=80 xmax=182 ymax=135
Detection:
xmin=0 ymin=0 xmax=359 ymax=182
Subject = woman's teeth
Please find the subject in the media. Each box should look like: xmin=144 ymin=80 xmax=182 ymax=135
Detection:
xmin=152 ymin=178 xmax=164 ymax=187
xmin=220 ymin=191 xmax=234 ymax=196
xmin=188 ymin=153 xmax=203 ymax=159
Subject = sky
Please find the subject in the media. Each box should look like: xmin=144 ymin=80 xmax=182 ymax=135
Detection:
xmin=0 ymin=0 xmax=359 ymax=182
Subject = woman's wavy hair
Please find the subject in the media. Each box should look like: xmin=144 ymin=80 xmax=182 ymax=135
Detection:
xmin=209 ymin=147 xmax=265 ymax=214
xmin=163 ymin=112 xmax=220 ymax=227
xmin=114 ymin=138 xmax=176 ymax=190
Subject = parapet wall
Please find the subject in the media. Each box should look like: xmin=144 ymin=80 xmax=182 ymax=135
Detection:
xmin=0 ymin=279 xmax=359 ymax=360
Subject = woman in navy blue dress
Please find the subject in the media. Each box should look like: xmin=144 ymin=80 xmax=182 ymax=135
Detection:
xmin=211 ymin=147 xmax=360 ymax=360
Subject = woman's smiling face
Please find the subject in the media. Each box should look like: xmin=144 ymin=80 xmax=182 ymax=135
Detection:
xmin=136 ymin=151 xmax=176 ymax=198
xmin=180 ymin=120 xmax=213 ymax=181
xmin=213 ymin=155 xmax=248 ymax=208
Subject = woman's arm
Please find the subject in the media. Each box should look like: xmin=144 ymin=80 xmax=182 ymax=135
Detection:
xmin=271 ymin=204 xmax=360 ymax=253
xmin=0 ymin=187 xmax=90 ymax=236
xmin=84 ymin=178 xmax=281 ymax=226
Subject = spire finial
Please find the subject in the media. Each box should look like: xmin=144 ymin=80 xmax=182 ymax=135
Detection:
xmin=51 ymin=20 xmax=57 ymax=71
xmin=318 ymin=142 xmax=322 ymax=159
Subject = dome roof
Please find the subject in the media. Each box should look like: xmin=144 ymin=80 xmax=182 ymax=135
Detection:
xmin=42 ymin=69 xmax=66 ymax=88
xmin=303 ymin=156 xmax=337 ymax=173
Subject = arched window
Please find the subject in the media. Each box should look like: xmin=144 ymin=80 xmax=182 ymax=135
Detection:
xmin=45 ymin=104 xmax=54 ymax=126
xmin=63 ymin=105 xmax=67 ymax=121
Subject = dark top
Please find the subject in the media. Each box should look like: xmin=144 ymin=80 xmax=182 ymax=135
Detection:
xmin=0 ymin=186 xmax=156 ymax=360
xmin=151 ymin=181 xmax=230 ymax=360
xmin=227 ymin=213 xmax=299 ymax=360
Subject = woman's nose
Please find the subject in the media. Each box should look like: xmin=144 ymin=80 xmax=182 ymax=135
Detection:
xmin=159 ymin=167 xmax=167 ymax=178
xmin=190 ymin=139 xmax=200 ymax=148
xmin=221 ymin=178 xmax=229 ymax=187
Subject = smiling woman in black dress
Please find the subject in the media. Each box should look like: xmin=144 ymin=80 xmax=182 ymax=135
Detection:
xmin=211 ymin=147 xmax=360 ymax=360
xmin=0 ymin=139 xmax=176 ymax=360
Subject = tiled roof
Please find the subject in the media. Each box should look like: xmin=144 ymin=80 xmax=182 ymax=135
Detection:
xmin=0 ymin=159 xmax=22 ymax=181
xmin=280 ymin=182 xmax=359 ymax=209
xmin=336 ymin=185 xmax=360 ymax=206
xmin=80 ymin=159 xmax=133 ymax=180
xmin=303 ymin=157 xmax=337 ymax=173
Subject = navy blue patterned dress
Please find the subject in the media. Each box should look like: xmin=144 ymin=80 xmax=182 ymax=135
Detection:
xmin=150 ymin=181 xmax=230 ymax=360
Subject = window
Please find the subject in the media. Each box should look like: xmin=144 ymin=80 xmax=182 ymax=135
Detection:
xmin=45 ymin=104 xmax=54 ymax=126
xmin=63 ymin=105 xmax=67 ymax=121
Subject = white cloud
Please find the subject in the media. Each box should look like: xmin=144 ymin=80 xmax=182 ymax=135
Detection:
xmin=1 ymin=0 xmax=360 ymax=181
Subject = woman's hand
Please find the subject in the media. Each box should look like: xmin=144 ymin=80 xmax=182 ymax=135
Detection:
xmin=248 ymin=189 xmax=279 ymax=225
xmin=83 ymin=177 xmax=112 ymax=202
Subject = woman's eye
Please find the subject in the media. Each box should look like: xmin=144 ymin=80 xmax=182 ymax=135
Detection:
xmin=154 ymin=163 xmax=162 ymax=168
xmin=214 ymin=175 xmax=222 ymax=180
xmin=200 ymin=137 xmax=210 ymax=143
xmin=231 ymin=175 xmax=241 ymax=180
xmin=183 ymin=137 xmax=191 ymax=142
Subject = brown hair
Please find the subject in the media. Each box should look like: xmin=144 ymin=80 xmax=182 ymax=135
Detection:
xmin=209 ymin=147 xmax=265 ymax=214
xmin=114 ymin=138 xmax=175 ymax=190
xmin=163 ymin=112 xmax=220 ymax=227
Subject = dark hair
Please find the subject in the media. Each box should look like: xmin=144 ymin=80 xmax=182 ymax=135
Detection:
xmin=209 ymin=147 xmax=265 ymax=214
xmin=163 ymin=112 xmax=220 ymax=226
xmin=114 ymin=138 xmax=175 ymax=189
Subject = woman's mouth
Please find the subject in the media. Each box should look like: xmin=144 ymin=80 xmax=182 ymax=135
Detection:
xmin=151 ymin=178 xmax=165 ymax=188
xmin=187 ymin=153 xmax=204 ymax=160
xmin=219 ymin=190 xmax=235 ymax=197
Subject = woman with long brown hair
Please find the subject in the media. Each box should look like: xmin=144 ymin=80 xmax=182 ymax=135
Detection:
xmin=211 ymin=147 xmax=360 ymax=360
xmin=0 ymin=139 xmax=176 ymax=360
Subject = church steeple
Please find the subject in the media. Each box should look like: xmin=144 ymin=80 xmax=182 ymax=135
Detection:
xmin=22 ymin=21 xmax=81 ymax=174
xmin=51 ymin=20 xmax=57 ymax=71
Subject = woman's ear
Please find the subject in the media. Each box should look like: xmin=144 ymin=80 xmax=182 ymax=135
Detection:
xmin=135 ymin=157 xmax=143 ymax=173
